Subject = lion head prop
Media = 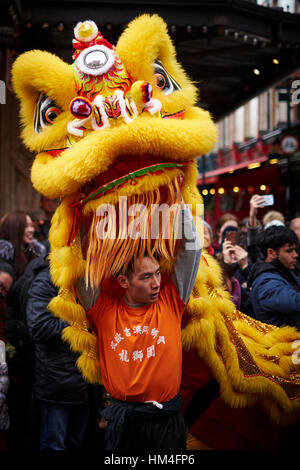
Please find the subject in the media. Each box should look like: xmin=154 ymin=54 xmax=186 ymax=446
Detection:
xmin=12 ymin=14 xmax=300 ymax=424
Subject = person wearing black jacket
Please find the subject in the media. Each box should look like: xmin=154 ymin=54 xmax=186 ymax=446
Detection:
xmin=26 ymin=259 xmax=91 ymax=450
xmin=3 ymin=256 xmax=45 ymax=450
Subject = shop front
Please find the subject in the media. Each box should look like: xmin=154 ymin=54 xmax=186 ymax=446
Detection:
xmin=198 ymin=124 xmax=300 ymax=228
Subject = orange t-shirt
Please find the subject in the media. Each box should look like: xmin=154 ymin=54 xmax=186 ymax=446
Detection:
xmin=87 ymin=280 xmax=186 ymax=403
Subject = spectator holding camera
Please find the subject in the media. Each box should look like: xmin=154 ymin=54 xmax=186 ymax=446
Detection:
xmin=221 ymin=228 xmax=253 ymax=317
xmin=222 ymin=235 xmax=249 ymax=271
xmin=247 ymin=194 xmax=285 ymax=263
xmin=212 ymin=214 xmax=239 ymax=257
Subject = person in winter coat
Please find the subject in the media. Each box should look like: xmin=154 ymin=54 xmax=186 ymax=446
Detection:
xmin=246 ymin=195 xmax=285 ymax=263
xmin=248 ymin=226 xmax=300 ymax=330
xmin=26 ymin=259 xmax=91 ymax=450
xmin=0 ymin=262 xmax=14 ymax=449
xmin=0 ymin=211 xmax=45 ymax=450
xmin=220 ymin=230 xmax=254 ymax=317
xmin=0 ymin=262 xmax=14 ymax=344
xmin=219 ymin=260 xmax=253 ymax=317
xmin=0 ymin=211 xmax=46 ymax=397
xmin=212 ymin=213 xmax=239 ymax=257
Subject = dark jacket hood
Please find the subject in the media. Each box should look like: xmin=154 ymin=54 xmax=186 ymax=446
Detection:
xmin=247 ymin=259 xmax=276 ymax=287
xmin=248 ymin=258 xmax=299 ymax=290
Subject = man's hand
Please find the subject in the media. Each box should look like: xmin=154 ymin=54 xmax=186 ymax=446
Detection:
xmin=98 ymin=416 xmax=108 ymax=429
xmin=249 ymin=194 xmax=266 ymax=228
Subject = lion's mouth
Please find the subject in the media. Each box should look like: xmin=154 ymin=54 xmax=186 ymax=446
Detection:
xmin=77 ymin=155 xmax=191 ymax=206
xmin=83 ymin=171 xmax=184 ymax=287
xmin=46 ymin=148 xmax=191 ymax=207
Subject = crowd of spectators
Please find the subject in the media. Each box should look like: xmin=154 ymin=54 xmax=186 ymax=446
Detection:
xmin=0 ymin=197 xmax=107 ymax=450
xmin=203 ymin=194 xmax=300 ymax=326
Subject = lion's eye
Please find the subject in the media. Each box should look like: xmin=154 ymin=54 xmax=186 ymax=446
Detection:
xmin=154 ymin=73 xmax=167 ymax=89
xmin=45 ymin=107 xmax=61 ymax=123
xmin=153 ymin=60 xmax=180 ymax=95
xmin=34 ymin=93 xmax=61 ymax=133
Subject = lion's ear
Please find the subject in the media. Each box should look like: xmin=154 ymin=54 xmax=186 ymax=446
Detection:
xmin=116 ymin=14 xmax=198 ymax=110
xmin=12 ymin=50 xmax=76 ymax=151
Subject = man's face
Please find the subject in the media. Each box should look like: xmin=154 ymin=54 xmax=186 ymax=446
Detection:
xmin=121 ymin=257 xmax=161 ymax=305
xmin=219 ymin=220 xmax=238 ymax=243
xmin=204 ymin=226 xmax=211 ymax=248
xmin=41 ymin=197 xmax=58 ymax=218
xmin=23 ymin=215 xmax=34 ymax=245
xmin=0 ymin=272 xmax=13 ymax=298
xmin=277 ymin=243 xmax=298 ymax=270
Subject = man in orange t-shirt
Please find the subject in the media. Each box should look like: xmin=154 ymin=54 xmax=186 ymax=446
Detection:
xmin=79 ymin=204 xmax=202 ymax=451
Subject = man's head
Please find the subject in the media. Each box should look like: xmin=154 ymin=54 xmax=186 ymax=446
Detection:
xmin=257 ymin=226 xmax=299 ymax=270
xmin=40 ymin=195 xmax=58 ymax=219
xmin=117 ymin=255 xmax=161 ymax=305
xmin=216 ymin=214 xmax=239 ymax=244
xmin=262 ymin=210 xmax=285 ymax=228
xmin=290 ymin=217 xmax=300 ymax=243
xmin=0 ymin=262 xmax=14 ymax=298
xmin=203 ymin=221 xmax=213 ymax=249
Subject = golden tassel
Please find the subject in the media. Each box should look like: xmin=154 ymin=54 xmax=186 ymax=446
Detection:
xmin=85 ymin=178 xmax=181 ymax=287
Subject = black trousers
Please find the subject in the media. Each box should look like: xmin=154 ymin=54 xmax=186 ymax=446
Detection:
xmin=113 ymin=411 xmax=186 ymax=452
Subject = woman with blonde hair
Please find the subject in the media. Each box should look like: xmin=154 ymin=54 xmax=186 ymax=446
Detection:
xmin=262 ymin=210 xmax=285 ymax=229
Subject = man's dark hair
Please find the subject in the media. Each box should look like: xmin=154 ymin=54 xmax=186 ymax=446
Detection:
xmin=117 ymin=251 xmax=160 ymax=279
xmin=257 ymin=226 xmax=299 ymax=258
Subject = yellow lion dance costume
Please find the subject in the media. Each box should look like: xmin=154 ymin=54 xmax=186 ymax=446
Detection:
xmin=11 ymin=15 xmax=300 ymax=441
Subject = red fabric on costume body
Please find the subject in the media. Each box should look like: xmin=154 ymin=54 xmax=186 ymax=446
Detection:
xmin=180 ymin=312 xmax=291 ymax=449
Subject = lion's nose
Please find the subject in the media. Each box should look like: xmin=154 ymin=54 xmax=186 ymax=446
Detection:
xmin=92 ymin=90 xmax=137 ymax=129
xmin=68 ymin=90 xmax=138 ymax=136
xmin=68 ymin=82 xmax=162 ymax=137
xmin=70 ymin=97 xmax=93 ymax=119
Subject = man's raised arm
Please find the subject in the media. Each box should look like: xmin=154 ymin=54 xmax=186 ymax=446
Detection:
xmin=172 ymin=204 xmax=202 ymax=303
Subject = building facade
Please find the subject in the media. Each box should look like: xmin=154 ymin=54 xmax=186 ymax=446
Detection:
xmin=198 ymin=72 xmax=300 ymax=226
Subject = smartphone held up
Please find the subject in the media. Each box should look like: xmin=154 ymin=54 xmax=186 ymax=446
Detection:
xmin=225 ymin=230 xmax=247 ymax=249
xmin=261 ymin=194 xmax=274 ymax=207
